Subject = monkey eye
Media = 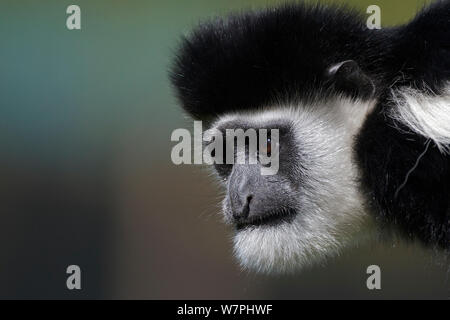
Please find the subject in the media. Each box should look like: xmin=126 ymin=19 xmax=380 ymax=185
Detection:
xmin=258 ymin=133 xmax=274 ymax=157
xmin=257 ymin=137 xmax=271 ymax=156
xmin=266 ymin=138 xmax=272 ymax=156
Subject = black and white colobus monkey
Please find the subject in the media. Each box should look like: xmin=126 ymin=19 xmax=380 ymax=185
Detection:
xmin=170 ymin=1 xmax=450 ymax=273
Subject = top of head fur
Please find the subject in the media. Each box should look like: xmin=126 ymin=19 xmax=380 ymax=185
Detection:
xmin=170 ymin=1 xmax=450 ymax=119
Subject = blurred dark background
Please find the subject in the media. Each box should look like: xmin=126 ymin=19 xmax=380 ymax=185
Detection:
xmin=0 ymin=0 xmax=448 ymax=299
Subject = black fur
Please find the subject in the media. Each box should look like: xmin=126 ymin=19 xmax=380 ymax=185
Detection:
xmin=170 ymin=1 xmax=450 ymax=248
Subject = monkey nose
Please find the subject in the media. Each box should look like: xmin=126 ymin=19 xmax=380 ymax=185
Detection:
xmin=232 ymin=194 xmax=253 ymax=220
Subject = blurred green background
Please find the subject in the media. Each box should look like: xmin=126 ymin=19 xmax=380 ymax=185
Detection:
xmin=0 ymin=0 xmax=448 ymax=299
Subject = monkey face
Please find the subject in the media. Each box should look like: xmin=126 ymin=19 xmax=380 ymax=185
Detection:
xmin=210 ymin=97 xmax=377 ymax=273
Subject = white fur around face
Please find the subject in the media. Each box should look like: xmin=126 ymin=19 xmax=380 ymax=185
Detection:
xmin=213 ymin=97 xmax=377 ymax=274
xmin=389 ymin=84 xmax=450 ymax=154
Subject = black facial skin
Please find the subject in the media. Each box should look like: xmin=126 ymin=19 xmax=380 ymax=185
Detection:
xmin=209 ymin=121 xmax=301 ymax=230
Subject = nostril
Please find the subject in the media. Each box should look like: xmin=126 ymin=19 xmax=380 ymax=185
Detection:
xmin=232 ymin=194 xmax=253 ymax=220
xmin=241 ymin=194 xmax=253 ymax=218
